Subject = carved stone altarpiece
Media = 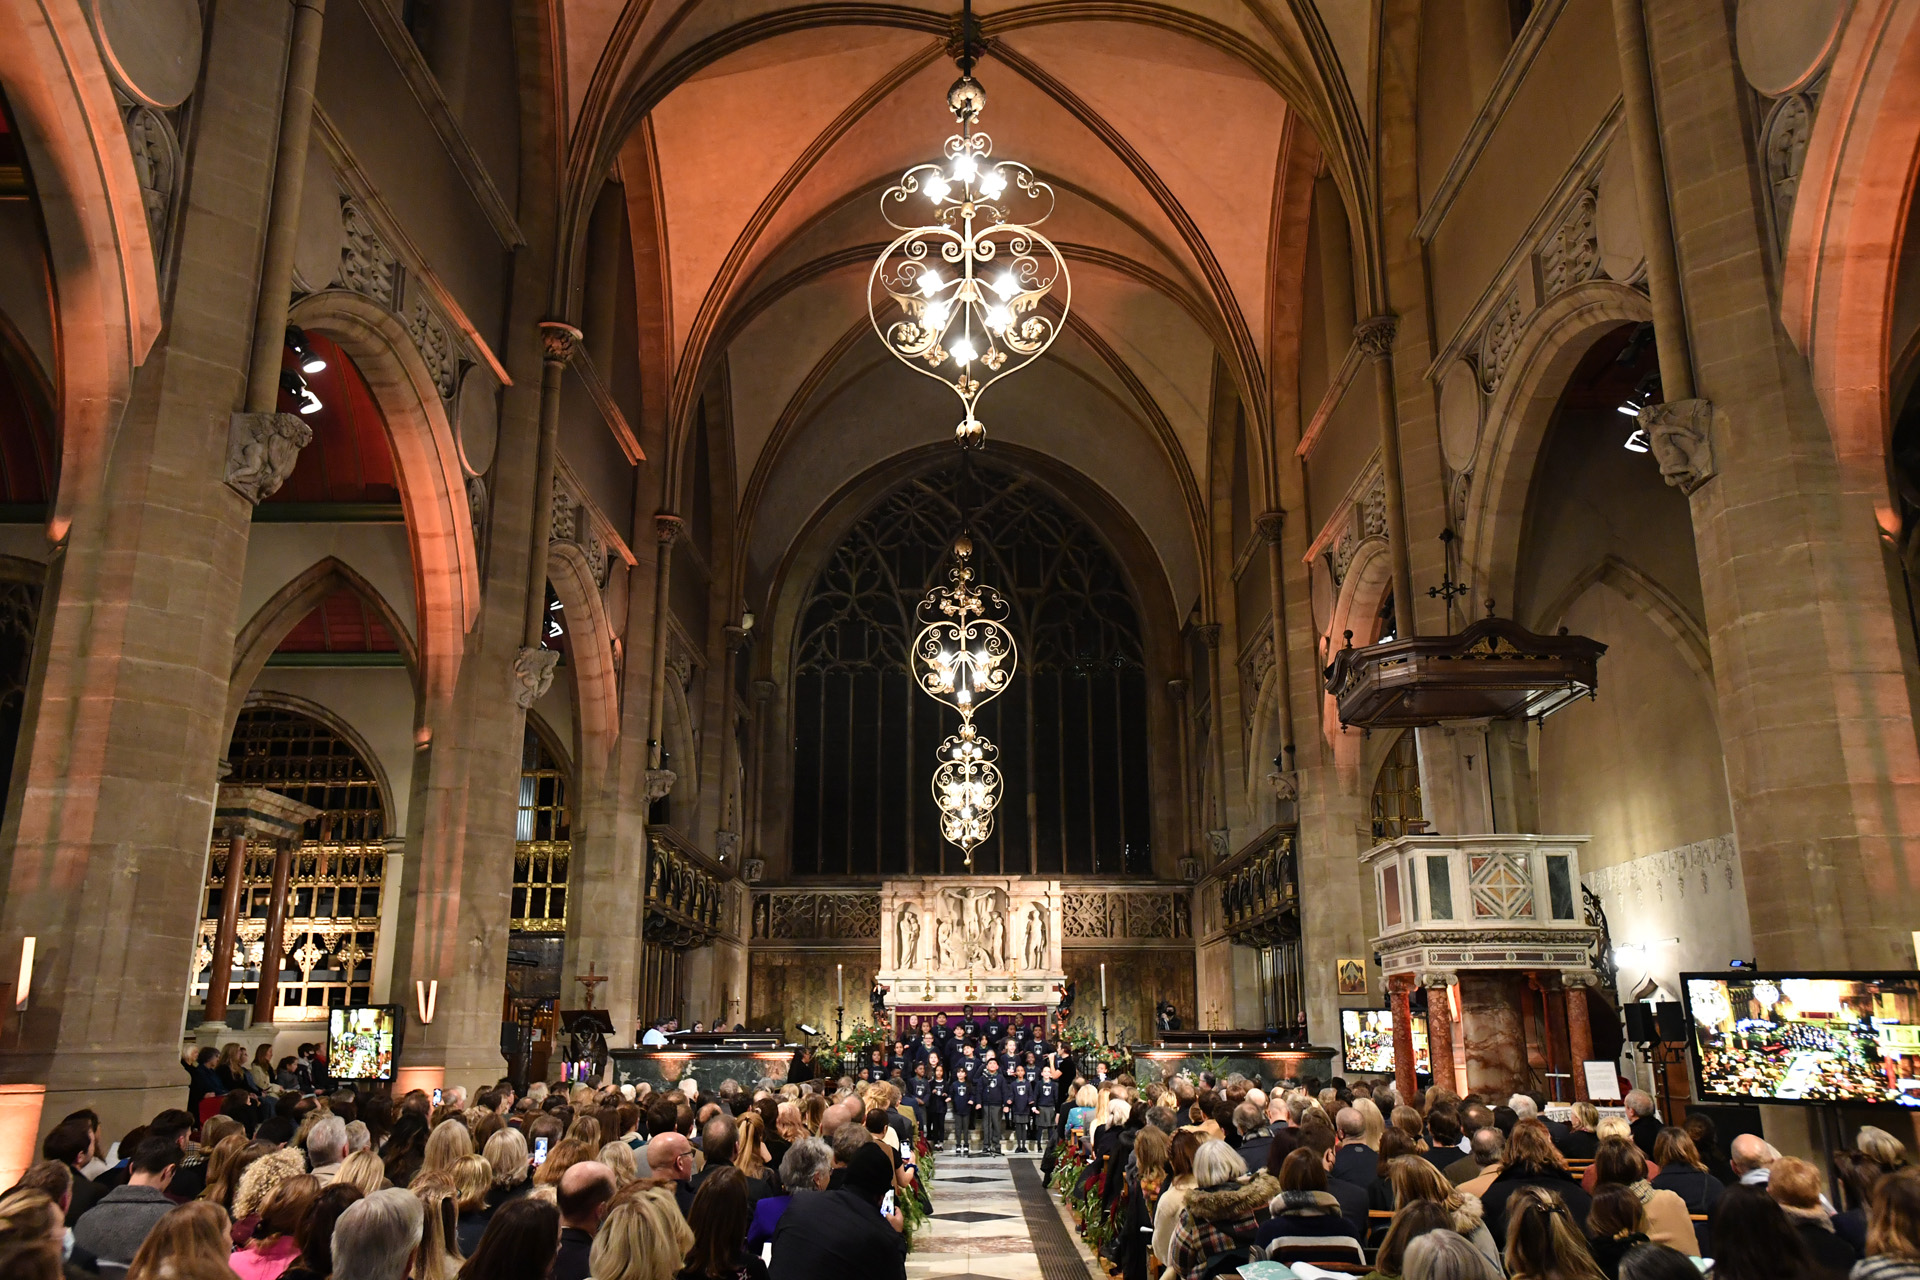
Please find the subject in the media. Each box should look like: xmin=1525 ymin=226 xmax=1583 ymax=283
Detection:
xmin=878 ymin=877 xmax=1067 ymax=1007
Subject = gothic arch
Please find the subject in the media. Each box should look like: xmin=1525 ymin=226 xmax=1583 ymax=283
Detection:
xmin=0 ymin=0 xmax=163 ymax=540
xmin=1321 ymin=534 xmax=1391 ymax=767
xmin=233 ymin=689 xmax=399 ymax=836
xmin=225 ymin=556 xmax=420 ymax=737
xmin=547 ymin=540 xmax=620 ymax=792
xmin=1534 ymin=554 xmax=1714 ymax=701
xmin=1460 ymin=281 xmax=1654 ymax=616
xmin=1781 ymin=0 xmax=1920 ymax=517
xmin=287 ymin=290 xmax=481 ymax=713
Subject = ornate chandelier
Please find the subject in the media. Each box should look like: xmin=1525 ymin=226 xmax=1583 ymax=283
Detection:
xmin=912 ymin=533 xmax=1017 ymax=866
xmin=868 ymin=10 xmax=1068 ymax=447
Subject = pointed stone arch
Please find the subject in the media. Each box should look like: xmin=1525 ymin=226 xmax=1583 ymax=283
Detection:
xmin=547 ymin=540 xmax=620 ymax=792
xmin=287 ymin=290 xmax=480 ymax=713
xmin=226 ymin=556 xmax=420 ymax=738
xmin=1533 ymin=554 xmax=1714 ymax=700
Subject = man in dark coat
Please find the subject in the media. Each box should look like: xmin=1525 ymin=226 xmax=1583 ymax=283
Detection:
xmin=769 ymin=1145 xmax=906 ymax=1280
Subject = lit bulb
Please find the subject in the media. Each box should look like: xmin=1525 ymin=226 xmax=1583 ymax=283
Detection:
xmin=952 ymin=152 xmax=978 ymax=182
xmin=923 ymin=301 xmax=951 ymax=330
xmin=979 ymin=169 xmax=1006 ymax=199
xmin=919 ymin=269 xmax=944 ymax=297
xmin=950 ymin=335 xmax=978 ymax=364
xmin=956 ymin=687 xmax=972 ymax=705
xmin=985 ymin=305 xmax=1011 ymax=332
xmin=991 ymin=273 xmax=1020 ymax=300
xmin=298 ymin=389 xmax=323 ymax=415
xmin=925 ymin=175 xmax=950 ymax=203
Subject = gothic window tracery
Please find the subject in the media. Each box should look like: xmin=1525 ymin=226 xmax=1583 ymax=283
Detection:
xmin=792 ymin=460 xmax=1151 ymax=876
xmin=513 ymin=723 xmax=571 ymax=933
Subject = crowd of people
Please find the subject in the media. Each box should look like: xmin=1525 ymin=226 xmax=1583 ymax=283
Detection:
xmin=1049 ymin=1069 xmax=1920 ymax=1280
xmin=0 ymin=1056 xmax=935 ymax=1280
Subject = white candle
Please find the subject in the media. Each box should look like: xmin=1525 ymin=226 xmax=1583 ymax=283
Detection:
xmin=837 ymin=964 xmax=844 ymax=1006
xmin=1101 ymin=963 xmax=1107 ymax=1007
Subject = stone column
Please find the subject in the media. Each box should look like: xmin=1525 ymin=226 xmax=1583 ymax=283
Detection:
xmin=1167 ymin=681 xmax=1194 ymax=864
xmin=647 ymin=515 xmax=685 ymax=774
xmin=1254 ymin=513 xmax=1296 ymax=773
xmin=1356 ymin=317 xmax=1416 ymax=630
xmin=514 ymin=323 xmax=581 ymax=707
xmin=200 ymin=828 xmax=250 ymax=1031
xmin=1565 ymin=979 xmax=1595 ymax=1103
xmin=1458 ymin=971 xmax=1528 ymax=1100
xmin=1425 ymin=975 xmax=1457 ymax=1095
xmin=250 ymin=841 xmax=297 ymax=1031
xmin=1196 ymin=624 xmax=1229 ymax=861
xmin=1387 ymin=973 xmax=1417 ymax=1104
xmin=1608 ymin=0 xmax=1695 ymax=401
xmin=714 ymin=624 xmax=746 ymax=862
xmin=749 ymin=680 xmax=774 ymax=857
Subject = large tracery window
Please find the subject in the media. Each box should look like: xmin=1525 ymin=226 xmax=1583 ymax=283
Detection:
xmin=513 ymin=724 xmax=571 ymax=933
xmin=791 ymin=460 xmax=1152 ymax=876
xmin=195 ymin=705 xmax=385 ymax=1018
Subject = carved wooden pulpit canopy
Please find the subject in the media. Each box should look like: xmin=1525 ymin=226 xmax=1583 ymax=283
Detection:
xmin=1324 ymin=615 xmax=1606 ymax=730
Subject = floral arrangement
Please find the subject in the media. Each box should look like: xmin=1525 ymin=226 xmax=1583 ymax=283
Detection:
xmin=1059 ymin=1017 xmax=1134 ymax=1075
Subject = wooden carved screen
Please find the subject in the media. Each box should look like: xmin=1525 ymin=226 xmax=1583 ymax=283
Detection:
xmin=791 ymin=461 xmax=1151 ymax=876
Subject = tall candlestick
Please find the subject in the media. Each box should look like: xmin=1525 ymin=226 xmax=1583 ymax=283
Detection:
xmin=837 ymin=964 xmax=844 ymax=1006
xmin=1100 ymin=963 xmax=1107 ymax=1007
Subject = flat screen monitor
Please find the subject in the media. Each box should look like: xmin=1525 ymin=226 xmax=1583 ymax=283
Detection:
xmin=1680 ymin=972 xmax=1920 ymax=1109
xmin=327 ymin=1005 xmax=399 ymax=1082
xmin=1341 ymin=1008 xmax=1430 ymax=1075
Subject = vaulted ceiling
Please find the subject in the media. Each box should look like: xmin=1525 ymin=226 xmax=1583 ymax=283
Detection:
xmin=555 ymin=0 xmax=1373 ymax=615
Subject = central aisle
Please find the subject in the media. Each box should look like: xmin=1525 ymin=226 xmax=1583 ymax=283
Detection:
xmin=909 ymin=1152 xmax=1076 ymax=1280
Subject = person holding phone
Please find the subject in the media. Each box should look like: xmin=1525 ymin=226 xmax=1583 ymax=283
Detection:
xmin=948 ymin=1067 xmax=975 ymax=1157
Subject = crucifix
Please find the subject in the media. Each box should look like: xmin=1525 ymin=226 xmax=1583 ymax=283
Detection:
xmin=575 ymin=963 xmax=609 ymax=1010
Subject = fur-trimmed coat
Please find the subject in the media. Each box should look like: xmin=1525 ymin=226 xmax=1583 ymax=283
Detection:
xmin=1169 ymin=1173 xmax=1281 ymax=1280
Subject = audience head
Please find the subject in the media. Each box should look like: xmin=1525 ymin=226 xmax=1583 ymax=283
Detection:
xmin=1729 ymin=1133 xmax=1778 ymax=1176
xmin=420 ymin=1118 xmax=473 ymax=1179
xmin=233 ymin=1147 xmax=308 ymax=1222
xmin=701 ymin=1113 xmax=738 ymax=1166
xmin=1502 ymin=1186 xmax=1604 ymax=1280
xmin=598 ymin=1140 xmax=639 ymax=1185
xmin=1389 ymin=1154 xmax=1455 ymax=1209
xmin=645 ymin=1131 xmax=694 ymax=1182
xmin=1615 ymin=1242 xmax=1701 ymax=1280
xmin=1192 ymin=1138 xmax=1248 ymax=1188
xmin=307 ymin=1114 xmax=348 ymax=1169
xmin=1504 ymin=1119 xmax=1565 ymax=1174
xmin=1623 ymin=1090 xmax=1653 ymax=1120
xmin=410 ymin=1172 xmax=462 ymax=1280
xmin=1569 ymin=1102 xmax=1599 ymax=1134
xmin=1428 ymin=1111 xmax=1463 ymax=1150
xmin=590 ymin=1185 xmax=692 ymax=1280
xmin=1507 ymin=1094 xmax=1539 ymax=1123
xmin=1593 ymin=1137 xmax=1647 ymax=1188
xmin=843 ymin=1143 xmax=895 ymax=1208
xmin=1403 ymin=1228 xmax=1502 ymax=1280
xmin=1277 ymin=1146 xmax=1327 ymax=1194
xmin=461 ymin=1194 xmax=560 ymax=1280
xmin=1469 ymin=1127 xmax=1504 ymax=1168
xmin=252 ymin=1172 xmax=321 ymax=1245
xmin=124 ymin=1200 xmax=233 ymax=1280
xmin=337 ymin=1147 xmax=387 ymax=1196
xmin=331 ymin=1187 xmax=424 ymax=1280
xmin=483 ymin=1127 xmax=530 ymax=1191
xmin=1588 ymin=1183 xmax=1649 ymax=1239
xmin=1867 ymin=1166 xmax=1920 ymax=1262
xmin=453 ymin=1154 xmax=493 ymax=1213
xmin=1767 ymin=1156 xmax=1826 ymax=1212
xmin=684 ymin=1166 xmax=754 ymax=1277
xmin=1376 ymin=1200 xmax=1452 ymax=1278
xmin=557 ymin=1160 xmax=619 ymax=1231
xmin=1709 ymin=1186 xmax=1814 ymax=1280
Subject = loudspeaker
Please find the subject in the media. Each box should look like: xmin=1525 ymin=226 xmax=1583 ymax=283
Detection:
xmin=1623 ymin=1003 xmax=1656 ymax=1042
xmin=1653 ymin=1001 xmax=1686 ymax=1042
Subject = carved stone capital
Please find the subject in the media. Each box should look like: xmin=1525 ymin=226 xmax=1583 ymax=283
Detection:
xmin=1206 ymin=828 xmax=1230 ymax=860
xmin=1639 ymin=398 xmax=1716 ymax=495
xmin=1354 ymin=315 xmax=1399 ymax=359
xmin=655 ymin=512 xmax=686 ymax=547
xmin=715 ymin=830 xmax=740 ymax=862
xmin=1166 ymin=678 xmax=1189 ymax=702
xmin=510 ymin=646 xmax=560 ymax=710
xmin=751 ymin=679 xmax=776 ymax=704
xmin=225 ymin=411 xmax=313 ymax=504
xmin=1266 ymin=769 xmax=1298 ymax=803
xmin=538 ymin=320 xmax=583 ymax=366
xmin=1194 ymin=623 xmax=1221 ymax=650
xmin=645 ymin=768 xmax=678 ymax=801
xmin=1253 ymin=511 xmax=1285 ymax=545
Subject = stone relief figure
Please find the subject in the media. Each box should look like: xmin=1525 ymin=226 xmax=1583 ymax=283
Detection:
xmin=986 ymin=913 xmax=1004 ymax=969
xmin=935 ymin=918 xmax=957 ymax=970
xmin=898 ymin=904 xmax=920 ymax=969
xmin=1022 ymin=904 xmax=1047 ymax=970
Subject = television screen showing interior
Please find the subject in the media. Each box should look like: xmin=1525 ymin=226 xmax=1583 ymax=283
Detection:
xmin=1682 ymin=973 xmax=1920 ymax=1108
xmin=1342 ymin=1008 xmax=1431 ymax=1075
xmin=328 ymin=1005 xmax=398 ymax=1082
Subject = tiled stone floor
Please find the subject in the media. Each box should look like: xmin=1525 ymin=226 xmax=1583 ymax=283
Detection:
xmin=909 ymin=1149 xmax=1053 ymax=1280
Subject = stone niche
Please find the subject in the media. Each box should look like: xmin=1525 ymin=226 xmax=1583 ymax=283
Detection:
xmin=878 ymin=877 xmax=1067 ymax=1007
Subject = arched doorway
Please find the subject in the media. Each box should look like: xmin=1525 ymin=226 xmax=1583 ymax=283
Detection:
xmin=193 ymin=702 xmax=389 ymax=1022
xmin=788 ymin=458 xmax=1154 ymax=877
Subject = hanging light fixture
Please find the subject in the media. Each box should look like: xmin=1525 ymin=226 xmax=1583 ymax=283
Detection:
xmin=911 ymin=530 xmax=1017 ymax=868
xmin=868 ymin=0 xmax=1069 ymax=448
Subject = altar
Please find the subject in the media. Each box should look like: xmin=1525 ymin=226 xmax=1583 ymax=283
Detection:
xmin=877 ymin=877 xmax=1068 ymax=1008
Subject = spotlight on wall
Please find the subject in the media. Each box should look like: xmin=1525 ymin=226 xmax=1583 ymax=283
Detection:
xmin=1623 ymin=428 xmax=1650 ymax=453
xmin=284 ymin=325 xmax=327 ymax=374
xmin=740 ymin=611 xmax=755 ymax=632
xmin=279 ymin=370 xmax=322 ymax=416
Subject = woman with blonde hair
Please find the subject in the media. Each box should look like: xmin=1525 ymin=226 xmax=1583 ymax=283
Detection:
xmin=410 ymin=1171 xmax=465 ymax=1280
xmin=798 ymin=1093 xmax=826 ymax=1136
xmin=1856 ymin=1166 xmax=1920 ymax=1279
xmin=198 ymin=1134 xmax=254 ymax=1211
xmin=337 ymin=1148 xmax=388 ymax=1196
xmin=128 ymin=1201 xmax=241 ymax=1280
xmin=566 ymin=1115 xmax=602 ymax=1150
xmin=1404 ymin=1229 xmax=1503 ymax=1280
xmin=419 ymin=1118 xmax=476 ymax=1184
xmin=481 ymin=1127 xmax=531 ymax=1208
xmin=1152 ymin=1129 xmax=1204 ymax=1280
xmin=776 ymin=1101 xmax=808 ymax=1146
xmin=452 ymin=1154 xmax=495 ymax=1254
xmin=599 ymin=1140 xmax=640 ymax=1185
xmin=734 ymin=1111 xmax=773 ymax=1184
xmin=1390 ymin=1150 xmax=1500 ymax=1268
xmin=1503 ymin=1186 xmax=1606 ymax=1280
xmin=1353 ymin=1098 xmax=1387 ymax=1151
xmin=232 ymin=1149 xmax=309 ymax=1245
xmin=590 ymin=1184 xmax=694 ymax=1280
